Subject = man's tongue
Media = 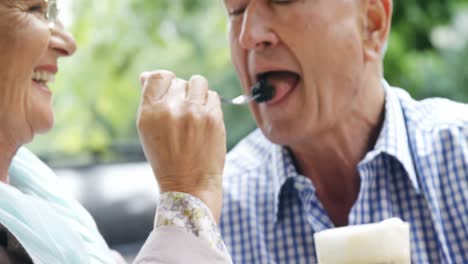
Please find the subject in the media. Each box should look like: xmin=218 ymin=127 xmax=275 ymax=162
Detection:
xmin=263 ymin=71 xmax=299 ymax=103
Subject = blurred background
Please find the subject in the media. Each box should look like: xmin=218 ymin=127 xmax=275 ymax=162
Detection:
xmin=27 ymin=0 xmax=468 ymax=261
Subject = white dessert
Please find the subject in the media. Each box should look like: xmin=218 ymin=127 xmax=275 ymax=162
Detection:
xmin=314 ymin=218 xmax=411 ymax=264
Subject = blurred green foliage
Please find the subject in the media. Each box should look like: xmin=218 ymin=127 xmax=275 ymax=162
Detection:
xmin=28 ymin=0 xmax=468 ymax=166
xmin=387 ymin=0 xmax=468 ymax=99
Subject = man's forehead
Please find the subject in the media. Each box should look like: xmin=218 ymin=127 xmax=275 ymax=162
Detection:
xmin=223 ymin=0 xmax=244 ymax=5
xmin=221 ymin=0 xmax=366 ymax=5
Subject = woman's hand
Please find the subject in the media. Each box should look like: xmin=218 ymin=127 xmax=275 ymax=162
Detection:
xmin=137 ymin=70 xmax=226 ymax=222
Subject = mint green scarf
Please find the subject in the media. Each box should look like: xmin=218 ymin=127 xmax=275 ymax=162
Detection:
xmin=0 ymin=148 xmax=115 ymax=264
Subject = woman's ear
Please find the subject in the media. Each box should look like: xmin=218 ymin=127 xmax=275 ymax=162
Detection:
xmin=361 ymin=0 xmax=393 ymax=61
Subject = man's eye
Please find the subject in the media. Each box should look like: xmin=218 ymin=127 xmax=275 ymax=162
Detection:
xmin=229 ymin=6 xmax=246 ymax=17
xmin=271 ymin=0 xmax=293 ymax=4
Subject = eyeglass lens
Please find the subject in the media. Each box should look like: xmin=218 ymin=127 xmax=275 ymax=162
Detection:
xmin=45 ymin=0 xmax=59 ymax=27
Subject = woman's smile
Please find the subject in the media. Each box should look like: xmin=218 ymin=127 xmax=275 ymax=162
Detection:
xmin=31 ymin=65 xmax=57 ymax=94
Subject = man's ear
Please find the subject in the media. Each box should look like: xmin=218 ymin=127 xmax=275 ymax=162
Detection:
xmin=361 ymin=0 xmax=393 ymax=61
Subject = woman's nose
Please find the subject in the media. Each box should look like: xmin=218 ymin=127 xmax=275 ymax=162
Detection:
xmin=49 ymin=20 xmax=77 ymax=57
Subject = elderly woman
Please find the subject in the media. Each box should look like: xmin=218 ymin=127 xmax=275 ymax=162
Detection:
xmin=0 ymin=1 xmax=230 ymax=263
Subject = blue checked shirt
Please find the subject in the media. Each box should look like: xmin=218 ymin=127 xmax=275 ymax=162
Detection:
xmin=220 ymin=83 xmax=468 ymax=264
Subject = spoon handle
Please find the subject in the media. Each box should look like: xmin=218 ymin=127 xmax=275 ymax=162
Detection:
xmin=220 ymin=94 xmax=260 ymax=105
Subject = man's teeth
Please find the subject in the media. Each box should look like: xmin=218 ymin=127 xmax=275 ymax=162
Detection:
xmin=32 ymin=71 xmax=55 ymax=84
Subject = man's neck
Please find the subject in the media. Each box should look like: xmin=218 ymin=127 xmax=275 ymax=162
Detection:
xmin=289 ymin=76 xmax=385 ymax=226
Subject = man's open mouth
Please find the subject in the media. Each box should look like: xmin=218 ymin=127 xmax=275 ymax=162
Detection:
xmin=255 ymin=71 xmax=301 ymax=104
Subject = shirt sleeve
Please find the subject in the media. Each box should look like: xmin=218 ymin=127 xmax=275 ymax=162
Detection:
xmin=155 ymin=192 xmax=230 ymax=258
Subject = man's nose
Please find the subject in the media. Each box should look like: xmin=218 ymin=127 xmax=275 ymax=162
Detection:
xmin=238 ymin=6 xmax=279 ymax=50
xmin=49 ymin=20 xmax=77 ymax=57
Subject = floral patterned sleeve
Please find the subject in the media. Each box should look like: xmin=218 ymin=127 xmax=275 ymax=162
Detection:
xmin=155 ymin=192 xmax=230 ymax=258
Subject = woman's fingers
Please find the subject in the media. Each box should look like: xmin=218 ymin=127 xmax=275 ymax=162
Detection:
xmin=187 ymin=75 xmax=209 ymax=105
xmin=139 ymin=70 xmax=176 ymax=104
xmin=165 ymin=78 xmax=187 ymax=102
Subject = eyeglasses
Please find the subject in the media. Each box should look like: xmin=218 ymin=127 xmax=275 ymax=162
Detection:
xmin=45 ymin=0 xmax=59 ymax=28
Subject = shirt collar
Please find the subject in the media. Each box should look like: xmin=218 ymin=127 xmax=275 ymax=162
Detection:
xmin=360 ymin=80 xmax=420 ymax=192
xmin=271 ymin=80 xmax=420 ymax=222
xmin=271 ymin=145 xmax=300 ymax=222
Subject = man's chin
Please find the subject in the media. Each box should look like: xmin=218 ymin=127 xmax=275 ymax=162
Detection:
xmin=259 ymin=125 xmax=296 ymax=146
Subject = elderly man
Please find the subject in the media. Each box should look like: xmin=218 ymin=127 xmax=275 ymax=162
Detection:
xmin=218 ymin=0 xmax=468 ymax=263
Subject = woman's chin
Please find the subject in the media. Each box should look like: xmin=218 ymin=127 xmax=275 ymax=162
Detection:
xmin=28 ymin=92 xmax=55 ymax=135
xmin=36 ymin=118 xmax=55 ymax=134
xmin=30 ymin=111 xmax=55 ymax=135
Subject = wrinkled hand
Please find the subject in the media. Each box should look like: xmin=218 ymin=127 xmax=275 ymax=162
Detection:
xmin=137 ymin=70 xmax=226 ymax=222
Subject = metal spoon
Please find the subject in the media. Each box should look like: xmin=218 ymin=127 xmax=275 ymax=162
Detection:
xmin=221 ymin=94 xmax=261 ymax=105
